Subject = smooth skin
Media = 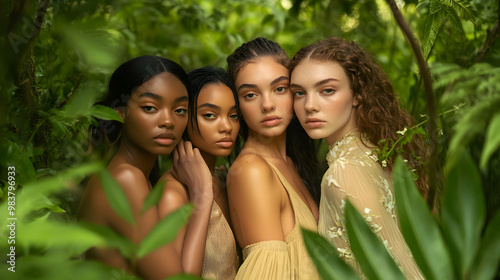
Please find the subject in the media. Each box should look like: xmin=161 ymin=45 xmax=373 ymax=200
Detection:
xmin=290 ymin=59 xmax=359 ymax=145
xmin=158 ymin=83 xmax=239 ymax=275
xmin=227 ymin=56 xmax=319 ymax=250
xmin=78 ymin=72 xmax=210 ymax=280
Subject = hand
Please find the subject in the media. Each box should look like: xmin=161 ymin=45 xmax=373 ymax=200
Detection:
xmin=171 ymin=140 xmax=213 ymax=207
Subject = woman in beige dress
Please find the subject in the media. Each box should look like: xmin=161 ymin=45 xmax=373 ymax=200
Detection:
xmin=226 ymin=37 xmax=321 ymax=279
xmin=158 ymin=67 xmax=240 ymax=279
xmin=289 ymin=36 xmax=428 ymax=279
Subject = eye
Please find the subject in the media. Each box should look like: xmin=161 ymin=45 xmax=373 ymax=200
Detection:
xmin=174 ymin=108 xmax=187 ymax=115
xmin=294 ymin=91 xmax=306 ymax=97
xmin=275 ymin=86 xmax=287 ymax=93
xmin=203 ymin=113 xmax=216 ymax=119
xmin=230 ymin=113 xmax=239 ymax=120
xmin=322 ymin=89 xmax=335 ymax=94
xmin=244 ymin=93 xmax=256 ymax=99
xmin=142 ymin=106 xmax=157 ymax=112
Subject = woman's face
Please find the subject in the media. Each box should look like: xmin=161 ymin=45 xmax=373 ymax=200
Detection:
xmin=187 ymin=83 xmax=240 ymax=157
xmin=290 ymin=59 xmax=358 ymax=145
xmin=234 ymin=56 xmax=293 ymax=138
xmin=121 ymin=71 xmax=189 ymax=155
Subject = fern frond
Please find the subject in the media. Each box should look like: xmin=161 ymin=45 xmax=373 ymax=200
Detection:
xmin=429 ymin=0 xmax=442 ymax=14
xmin=441 ymin=0 xmax=475 ymax=23
xmin=416 ymin=0 xmax=429 ymax=8
xmin=423 ymin=10 xmax=444 ymax=57
xmin=444 ymin=6 xmax=465 ymax=35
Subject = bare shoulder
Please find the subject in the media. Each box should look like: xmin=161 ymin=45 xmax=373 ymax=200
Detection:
xmin=158 ymin=171 xmax=189 ymax=217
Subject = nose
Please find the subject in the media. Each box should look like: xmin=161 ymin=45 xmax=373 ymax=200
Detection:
xmin=218 ymin=117 xmax=233 ymax=133
xmin=159 ymin=109 xmax=174 ymax=128
xmin=304 ymin=93 xmax=319 ymax=113
xmin=261 ymin=93 xmax=276 ymax=112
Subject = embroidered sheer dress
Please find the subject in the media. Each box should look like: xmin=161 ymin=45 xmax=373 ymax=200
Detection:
xmin=235 ymin=161 xmax=320 ymax=280
xmin=317 ymin=130 xmax=424 ymax=279
xmin=201 ymin=200 xmax=239 ymax=280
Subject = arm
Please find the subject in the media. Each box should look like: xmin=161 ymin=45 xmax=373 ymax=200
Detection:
xmin=328 ymin=161 xmax=423 ymax=278
xmin=163 ymin=140 xmax=213 ymax=276
xmin=227 ymin=155 xmax=285 ymax=248
xmin=105 ymin=167 xmax=182 ymax=279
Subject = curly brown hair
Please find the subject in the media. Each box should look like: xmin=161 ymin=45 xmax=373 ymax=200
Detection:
xmin=290 ymin=36 xmax=428 ymax=196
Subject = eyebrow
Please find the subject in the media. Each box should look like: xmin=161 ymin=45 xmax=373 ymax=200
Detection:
xmin=237 ymin=76 xmax=290 ymax=92
xmin=198 ymin=103 xmax=238 ymax=111
xmin=175 ymin=95 xmax=189 ymax=103
xmin=138 ymin=92 xmax=162 ymax=101
xmin=315 ymin=78 xmax=340 ymax=87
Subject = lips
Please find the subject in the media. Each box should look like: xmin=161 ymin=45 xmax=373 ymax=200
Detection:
xmin=216 ymin=136 xmax=234 ymax=148
xmin=261 ymin=115 xmax=282 ymax=127
xmin=305 ymin=117 xmax=325 ymax=128
xmin=154 ymin=132 xmax=176 ymax=146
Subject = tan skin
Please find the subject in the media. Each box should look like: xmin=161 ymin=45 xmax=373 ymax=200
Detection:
xmin=227 ymin=56 xmax=319 ymax=250
xmin=158 ymin=83 xmax=240 ymax=275
xmin=77 ymin=72 xmax=211 ymax=280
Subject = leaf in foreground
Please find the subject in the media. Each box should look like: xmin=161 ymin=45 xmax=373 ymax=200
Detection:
xmin=98 ymin=169 xmax=135 ymax=226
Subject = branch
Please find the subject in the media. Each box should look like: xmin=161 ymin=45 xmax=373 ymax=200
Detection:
xmin=474 ymin=19 xmax=500 ymax=63
xmin=385 ymin=0 xmax=440 ymax=210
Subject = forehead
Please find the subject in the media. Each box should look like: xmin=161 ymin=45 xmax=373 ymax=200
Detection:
xmin=291 ymin=59 xmax=347 ymax=83
xmin=132 ymin=72 xmax=188 ymax=101
xmin=235 ymin=56 xmax=289 ymax=86
xmin=197 ymin=83 xmax=236 ymax=107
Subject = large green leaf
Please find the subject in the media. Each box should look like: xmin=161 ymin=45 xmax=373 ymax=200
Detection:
xmin=344 ymin=200 xmax=405 ymax=280
xmin=98 ymin=169 xmax=136 ymax=226
xmin=166 ymin=274 xmax=203 ymax=280
xmin=441 ymin=149 xmax=486 ymax=278
xmin=301 ymin=228 xmax=358 ymax=280
xmin=393 ymin=157 xmax=453 ymax=280
xmin=469 ymin=213 xmax=500 ymax=280
xmin=136 ymin=203 xmax=193 ymax=258
xmin=79 ymin=221 xmax=137 ymax=258
xmin=89 ymin=104 xmax=124 ymax=123
xmin=480 ymin=113 xmax=500 ymax=169
xmin=141 ymin=180 xmax=167 ymax=214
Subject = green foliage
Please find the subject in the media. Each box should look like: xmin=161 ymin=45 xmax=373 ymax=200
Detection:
xmin=344 ymin=200 xmax=406 ymax=279
xmin=98 ymin=169 xmax=136 ymax=226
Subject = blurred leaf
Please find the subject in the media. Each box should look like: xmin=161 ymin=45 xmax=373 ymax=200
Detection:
xmin=98 ymin=169 xmax=136 ymax=226
xmin=423 ymin=9 xmax=443 ymax=58
xmin=79 ymin=221 xmax=136 ymax=258
xmin=393 ymin=157 xmax=454 ymax=280
xmin=469 ymin=212 xmax=500 ymax=280
xmin=141 ymin=180 xmax=167 ymax=214
xmin=136 ymin=203 xmax=193 ymax=258
xmin=480 ymin=113 xmax=500 ymax=169
xmin=442 ymin=149 xmax=486 ymax=278
xmin=18 ymin=220 xmax=105 ymax=256
xmin=90 ymin=104 xmax=124 ymax=123
xmin=301 ymin=228 xmax=358 ymax=280
xmin=344 ymin=200 xmax=405 ymax=280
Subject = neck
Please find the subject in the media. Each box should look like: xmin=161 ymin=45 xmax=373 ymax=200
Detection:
xmin=245 ymin=129 xmax=288 ymax=160
xmin=200 ymin=149 xmax=216 ymax=174
xmin=114 ymin=137 xmax=157 ymax=178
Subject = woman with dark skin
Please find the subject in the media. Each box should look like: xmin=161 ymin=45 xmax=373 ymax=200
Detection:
xmin=158 ymin=66 xmax=240 ymax=279
xmin=290 ymin=36 xmax=426 ymax=279
xmin=226 ymin=37 xmax=320 ymax=279
xmin=77 ymin=55 xmax=212 ymax=280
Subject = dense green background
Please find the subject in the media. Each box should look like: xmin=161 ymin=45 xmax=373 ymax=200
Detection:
xmin=1 ymin=0 xmax=499 ymax=279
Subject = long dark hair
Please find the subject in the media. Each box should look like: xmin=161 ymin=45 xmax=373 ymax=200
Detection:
xmin=91 ymin=55 xmax=190 ymax=148
xmin=290 ymin=36 xmax=428 ymax=195
xmin=227 ymin=37 xmax=322 ymax=203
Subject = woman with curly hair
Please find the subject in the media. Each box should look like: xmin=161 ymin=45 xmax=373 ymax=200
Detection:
xmin=289 ymin=36 xmax=427 ymax=279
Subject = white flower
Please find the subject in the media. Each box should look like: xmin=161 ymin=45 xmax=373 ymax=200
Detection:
xmin=382 ymin=160 xmax=388 ymax=167
xmin=396 ymin=127 xmax=408 ymax=135
xmin=403 ymin=159 xmax=408 ymax=163
xmin=439 ymin=129 xmax=444 ymax=135
xmin=364 ymin=208 xmax=371 ymax=214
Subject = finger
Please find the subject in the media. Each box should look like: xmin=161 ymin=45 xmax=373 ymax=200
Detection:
xmin=176 ymin=139 xmax=186 ymax=157
xmin=184 ymin=141 xmax=194 ymax=157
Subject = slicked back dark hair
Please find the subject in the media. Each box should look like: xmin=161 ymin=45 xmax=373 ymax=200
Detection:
xmin=227 ymin=37 xmax=322 ymax=203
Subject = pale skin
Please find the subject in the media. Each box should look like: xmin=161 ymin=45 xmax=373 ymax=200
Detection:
xmin=227 ymin=56 xmax=319 ymax=250
xmin=77 ymin=72 xmax=211 ymax=279
xmin=158 ymin=83 xmax=240 ymax=275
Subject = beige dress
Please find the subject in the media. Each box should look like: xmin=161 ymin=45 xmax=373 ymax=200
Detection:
xmin=235 ymin=161 xmax=320 ymax=280
xmin=201 ymin=200 xmax=239 ymax=280
xmin=317 ymin=130 xmax=423 ymax=279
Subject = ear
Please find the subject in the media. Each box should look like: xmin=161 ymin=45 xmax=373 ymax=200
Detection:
xmin=353 ymin=95 xmax=360 ymax=107
xmin=114 ymin=107 xmax=127 ymax=121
